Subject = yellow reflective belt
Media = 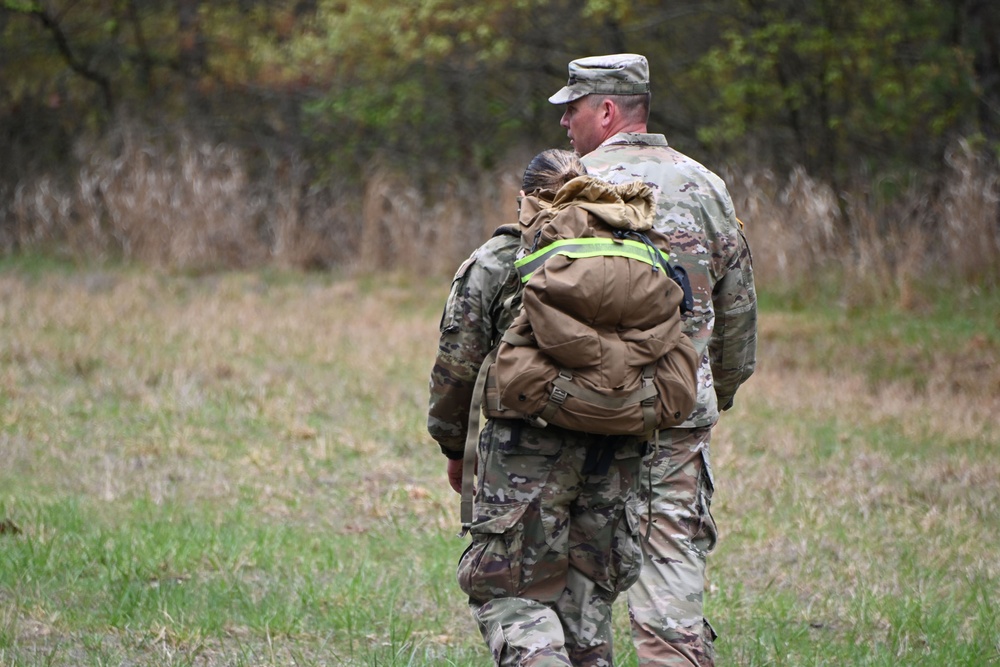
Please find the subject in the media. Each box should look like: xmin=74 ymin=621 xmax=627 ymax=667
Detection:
xmin=514 ymin=237 xmax=670 ymax=283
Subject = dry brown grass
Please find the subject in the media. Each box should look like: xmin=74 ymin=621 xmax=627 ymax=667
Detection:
xmin=1 ymin=266 xmax=997 ymax=665
xmin=714 ymin=364 xmax=1000 ymax=606
xmin=727 ymin=144 xmax=1000 ymax=304
xmin=0 ymin=268 xmax=451 ymax=529
xmin=3 ymin=268 xmax=995 ymax=530
xmin=3 ymin=122 xmax=997 ymax=300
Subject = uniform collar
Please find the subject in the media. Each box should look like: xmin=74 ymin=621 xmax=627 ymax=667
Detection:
xmin=599 ymin=132 xmax=669 ymax=148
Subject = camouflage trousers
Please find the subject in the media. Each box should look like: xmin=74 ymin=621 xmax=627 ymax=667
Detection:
xmin=628 ymin=426 xmax=718 ymax=667
xmin=458 ymin=419 xmax=645 ymax=666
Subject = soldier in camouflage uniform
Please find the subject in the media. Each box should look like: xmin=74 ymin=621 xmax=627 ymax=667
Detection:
xmin=548 ymin=54 xmax=758 ymax=666
xmin=428 ymin=150 xmax=647 ymax=666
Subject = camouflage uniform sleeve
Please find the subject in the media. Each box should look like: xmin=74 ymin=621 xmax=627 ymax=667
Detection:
xmin=427 ymin=233 xmax=520 ymax=458
xmin=709 ymin=226 xmax=758 ymax=410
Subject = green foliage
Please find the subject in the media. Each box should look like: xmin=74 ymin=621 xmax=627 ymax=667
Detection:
xmin=254 ymin=0 xmax=561 ymax=170
xmin=1 ymin=0 xmax=999 ymax=191
xmin=693 ymin=0 xmax=985 ymax=178
xmin=2 ymin=0 xmax=39 ymax=10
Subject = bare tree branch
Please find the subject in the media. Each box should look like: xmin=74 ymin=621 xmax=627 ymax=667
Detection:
xmin=25 ymin=4 xmax=115 ymax=111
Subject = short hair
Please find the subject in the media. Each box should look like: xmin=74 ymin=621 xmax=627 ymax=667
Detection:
xmin=587 ymin=92 xmax=650 ymax=124
xmin=522 ymin=149 xmax=587 ymax=196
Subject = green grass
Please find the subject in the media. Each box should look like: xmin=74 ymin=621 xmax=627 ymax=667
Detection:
xmin=756 ymin=279 xmax=1000 ymax=394
xmin=1 ymin=262 xmax=998 ymax=665
xmin=0 ymin=495 xmax=474 ymax=659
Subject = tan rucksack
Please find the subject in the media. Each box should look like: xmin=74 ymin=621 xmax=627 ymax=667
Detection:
xmin=486 ymin=175 xmax=698 ymax=435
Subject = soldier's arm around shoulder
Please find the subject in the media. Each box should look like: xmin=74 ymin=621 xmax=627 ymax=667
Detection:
xmin=709 ymin=219 xmax=758 ymax=411
xmin=427 ymin=232 xmax=520 ymax=458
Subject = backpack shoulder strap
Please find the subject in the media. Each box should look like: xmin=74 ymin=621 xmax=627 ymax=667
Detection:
xmin=459 ymin=347 xmax=498 ymax=535
xmin=492 ymin=223 xmax=520 ymax=238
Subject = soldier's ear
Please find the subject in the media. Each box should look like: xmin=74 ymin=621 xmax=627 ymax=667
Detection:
xmin=600 ymin=98 xmax=616 ymax=127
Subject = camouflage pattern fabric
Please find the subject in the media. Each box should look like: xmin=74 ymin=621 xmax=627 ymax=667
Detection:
xmin=629 ymin=427 xmax=717 ymax=667
xmin=548 ymin=53 xmax=651 ymax=105
xmin=428 ymin=230 xmax=521 ymax=458
xmin=459 ymin=419 xmax=644 ymax=666
xmin=583 ymin=133 xmax=757 ymax=666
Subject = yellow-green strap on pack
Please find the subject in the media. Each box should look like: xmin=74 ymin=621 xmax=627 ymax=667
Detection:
xmin=514 ymin=237 xmax=669 ymax=283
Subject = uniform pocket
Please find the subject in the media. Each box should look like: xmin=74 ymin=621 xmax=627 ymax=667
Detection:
xmin=569 ymin=499 xmax=643 ymax=598
xmin=694 ymin=444 xmax=718 ymax=555
xmin=610 ymin=500 xmax=643 ymax=595
xmin=457 ymin=501 xmax=529 ymax=602
xmin=439 ymin=249 xmax=480 ymax=333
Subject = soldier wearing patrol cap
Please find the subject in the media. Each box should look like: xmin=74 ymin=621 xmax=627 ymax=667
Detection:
xmin=549 ymin=54 xmax=759 ymax=667
xmin=548 ymin=53 xmax=652 ymax=104
xmin=549 ymin=54 xmax=653 ymax=157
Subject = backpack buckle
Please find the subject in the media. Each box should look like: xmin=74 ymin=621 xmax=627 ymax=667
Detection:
xmin=641 ymin=366 xmax=656 ymax=406
xmin=551 ymin=371 xmax=572 ymax=405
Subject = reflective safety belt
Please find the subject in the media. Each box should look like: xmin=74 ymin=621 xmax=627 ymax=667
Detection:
xmin=514 ymin=237 xmax=671 ymax=283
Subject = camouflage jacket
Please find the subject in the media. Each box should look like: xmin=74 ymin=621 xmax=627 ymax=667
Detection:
xmin=583 ymin=132 xmax=757 ymax=427
xmin=428 ymin=229 xmax=522 ymax=458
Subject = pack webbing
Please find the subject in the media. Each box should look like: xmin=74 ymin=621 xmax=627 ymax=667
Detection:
xmin=534 ymin=366 xmax=659 ymax=433
xmin=459 ymin=347 xmax=497 ymax=535
xmin=514 ymin=237 xmax=669 ymax=283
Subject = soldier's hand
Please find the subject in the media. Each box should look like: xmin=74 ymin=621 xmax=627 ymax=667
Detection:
xmin=447 ymin=459 xmax=464 ymax=494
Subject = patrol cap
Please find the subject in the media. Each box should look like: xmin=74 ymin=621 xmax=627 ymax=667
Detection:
xmin=548 ymin=53 xmax=650 ymax=105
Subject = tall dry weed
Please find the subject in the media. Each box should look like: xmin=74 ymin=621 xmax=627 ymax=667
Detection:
xmin=75 ymin=126 xmax=266 ymax=267
xmin=10 ymin=175 xmax=75 ymax=252
xmin=728 ymin=165 xmax=843 ymax=293
xmin=2 ymin=122 xmax=997 ymax=294
xmin=0 ymin=120 xmax=528 ymax=275
xmin=938 ymin=140 xmax=1000 ymax=285
xmin=728 ymin=142 xmax=1000 ymax=306
xmin=2 ymin=119 xmax=361 ymax=271
xmin=839 ymin=181 xmax=935 ymax=310
xmin=358 ymin=150 xmax=526 ymax=276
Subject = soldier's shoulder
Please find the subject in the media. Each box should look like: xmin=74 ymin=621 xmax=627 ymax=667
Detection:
xmin=480 ymin=230 xmax=520 ymax=264
xmin=452 ymin=231 xmax=518 ymax=282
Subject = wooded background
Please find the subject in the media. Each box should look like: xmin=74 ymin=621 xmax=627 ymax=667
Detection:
xmin=3 ymin=0 xmax=999 ymax=285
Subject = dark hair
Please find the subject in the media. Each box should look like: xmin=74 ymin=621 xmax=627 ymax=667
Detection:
xmin=521 ymin=149 xmax=586 ymax=196
xmin=587 ymin=92 xmax=650 ymax=124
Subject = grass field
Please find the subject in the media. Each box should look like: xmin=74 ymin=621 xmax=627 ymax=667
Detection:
xmin=1 ymin=259 xmax=998 ymax=666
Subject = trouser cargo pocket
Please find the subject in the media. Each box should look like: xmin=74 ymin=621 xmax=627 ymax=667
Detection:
xmin=458 ymin=501 xmax=530 ymax=602
xmin=569 ymin=498 xmax=642 ymax=599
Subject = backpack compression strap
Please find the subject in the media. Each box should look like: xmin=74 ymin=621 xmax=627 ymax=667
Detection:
xmin=514 ymin=237 xmax=669 ymax=282
xmin=532 ymin=365 xmax=659 ymax=433
xmin=503 ymin=324 xmax=661 ymax=432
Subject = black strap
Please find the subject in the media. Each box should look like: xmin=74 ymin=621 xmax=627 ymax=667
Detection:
xmin=622 ymin=231 xmax=695 ymax=315
xmin=582 ymin=435 xmax=628 ymax=476
xmin=492 ymin=224 xmax=520 ymax=238
xmin=669 ymin=264 xmax=695 ymax=315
